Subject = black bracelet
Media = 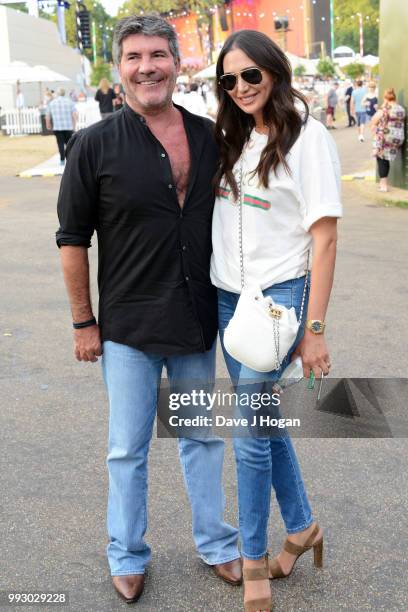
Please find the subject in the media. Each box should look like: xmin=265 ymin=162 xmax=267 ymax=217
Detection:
xmin=73 ymin=317 xmax=97 ymax=329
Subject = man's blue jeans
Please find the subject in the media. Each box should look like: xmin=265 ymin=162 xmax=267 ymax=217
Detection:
xmin=102 ymin=340 xmax=239 ymax=575
xmin=218 ymin=277 xmax=314 ymax=560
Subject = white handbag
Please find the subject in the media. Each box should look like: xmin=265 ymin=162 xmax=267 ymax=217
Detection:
xmin=223 ymin=158 xmax=309 ymax=372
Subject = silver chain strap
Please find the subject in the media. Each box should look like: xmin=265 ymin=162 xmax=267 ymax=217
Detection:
xmin=237 ymin=158 xmax=245 ymax=290
xmin=236 ymin=153 xmax=310 ymax=369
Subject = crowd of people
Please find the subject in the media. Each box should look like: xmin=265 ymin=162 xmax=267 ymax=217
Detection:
xmin=29 ymin=60 xmax=407 ymax=196
xmin=321 ymin=78 xmax=405 ymax=192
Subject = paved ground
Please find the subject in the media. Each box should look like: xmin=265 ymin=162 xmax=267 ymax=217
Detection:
xmin=0 ymin=122 xmax=407 ymax=612
xmin=19 ymin=154 xmax=64 ymax=178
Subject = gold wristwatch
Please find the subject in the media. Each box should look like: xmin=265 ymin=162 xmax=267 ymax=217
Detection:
xmin=306 ymin=320 xmax=326 ymax=334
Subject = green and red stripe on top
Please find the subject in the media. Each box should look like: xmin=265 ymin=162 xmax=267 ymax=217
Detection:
xmin=217 ymin=186 xmax=271 ymax=211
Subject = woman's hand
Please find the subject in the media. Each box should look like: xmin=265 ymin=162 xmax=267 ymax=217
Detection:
xmin=292 ymin=331 xmax=331 ymax=378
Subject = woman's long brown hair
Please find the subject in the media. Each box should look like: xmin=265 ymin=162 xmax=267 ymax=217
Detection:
xmin=214 ymin=30 xmax=309 ymax=199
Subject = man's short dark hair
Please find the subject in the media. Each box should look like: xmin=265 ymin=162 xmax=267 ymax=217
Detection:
xmin=356 ymin=80 xmax=363 ymax=87
xmin=113 ymin=14 xmax=180 ymax=65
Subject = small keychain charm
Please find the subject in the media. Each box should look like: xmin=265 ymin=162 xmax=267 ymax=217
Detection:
xmin=307 ymin=370 xmax=315 ymax=390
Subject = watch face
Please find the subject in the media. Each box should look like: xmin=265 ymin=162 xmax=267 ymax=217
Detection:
xmin=311 ymin=321 xmax=322 ymax=333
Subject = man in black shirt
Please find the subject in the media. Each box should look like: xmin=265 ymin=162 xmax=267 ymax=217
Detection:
xmin=345 ymin=81 xmax=356 ymax=127
xmin=56 ymin=14 xmax=240 ymax=604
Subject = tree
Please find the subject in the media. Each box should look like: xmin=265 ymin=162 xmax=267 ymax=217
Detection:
xmin=342 ymin=62 xmax=366 ymax=79
xmin=333 ymin=0 xmax=379 ymax=56
xmin=294 ymin=65 xmax=306 ymax=78
xmin=371 ymin=63 xmax=379 ymax=78
xmin=50 ymin=1 xmax=116 ymax=63
xmin=91 ymin=62 xmax=112 ymax=86
xmin=317 ymin=57 xmax=336 ymax=79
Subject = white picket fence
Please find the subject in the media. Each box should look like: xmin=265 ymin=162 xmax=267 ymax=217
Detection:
xmin=0 ymin=104 xmax=101 ymax=136
xmin=2 ymin=108 xmax=41 ymax=135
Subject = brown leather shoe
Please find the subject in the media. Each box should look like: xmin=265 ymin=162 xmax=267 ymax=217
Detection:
xmin=213 ymin=558 xmax=242 ymax=585
xmin=112 ymin=575 xmax=145 ymax=603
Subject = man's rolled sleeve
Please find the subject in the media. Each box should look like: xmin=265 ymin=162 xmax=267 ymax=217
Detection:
xmin=56 ymin=131 xmax=98 ymax=248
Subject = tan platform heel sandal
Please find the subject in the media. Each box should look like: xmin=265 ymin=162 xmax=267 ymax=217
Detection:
xmin=269 ymin=524 xmax=323 ymax=579
xmin=243 ymin=554 xmax=273 ymax=612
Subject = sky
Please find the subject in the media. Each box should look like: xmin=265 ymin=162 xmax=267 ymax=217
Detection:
xmin=100 ymin=0 xmax=120 ymax=16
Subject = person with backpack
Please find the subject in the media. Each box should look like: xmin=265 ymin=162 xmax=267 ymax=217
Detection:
xmin=371 ymin=88 xmax=406 ymax=192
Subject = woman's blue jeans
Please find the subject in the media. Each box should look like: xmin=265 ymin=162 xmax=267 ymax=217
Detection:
xmin=218 ymin=276 xmax=314 ymax=560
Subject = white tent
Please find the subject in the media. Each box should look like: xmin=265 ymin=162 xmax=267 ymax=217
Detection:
xmin=193 ymin=64 xmax=217 ymax=79
xmin=0 ymin=61 xmax=70 ymax=84
xmin=286 ymin=52 xmax=319 ymax=76
xmin=361 ymin=55 xmax=379 ymax=67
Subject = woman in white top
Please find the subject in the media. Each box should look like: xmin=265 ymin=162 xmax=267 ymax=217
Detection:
xmin=211 ymin=31 xmax=342 ymax=612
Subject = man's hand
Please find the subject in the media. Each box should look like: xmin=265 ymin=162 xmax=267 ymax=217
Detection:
xmin=74 ymin=324 xmax=102 ymax=362
xmin=292 ymin=331 xmax=330 ymax=379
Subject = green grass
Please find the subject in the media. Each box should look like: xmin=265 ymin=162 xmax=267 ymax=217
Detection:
xmin=383 ymin=199 xmax=408 ymax=209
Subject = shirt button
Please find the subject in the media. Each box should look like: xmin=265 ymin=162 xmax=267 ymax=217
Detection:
xmin=182 ymin=245 xmax=187 ymax=251
xmin=168 ymin=184 xmax=173 ymax=189
xmin=161 ymin=153 xmax=166 ymax=158
xmin=185 ymin=276 xmax=190 ymax=281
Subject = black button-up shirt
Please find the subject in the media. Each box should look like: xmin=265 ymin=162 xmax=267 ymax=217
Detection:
xmin=56 ymin=103 xmax=218 ymax=355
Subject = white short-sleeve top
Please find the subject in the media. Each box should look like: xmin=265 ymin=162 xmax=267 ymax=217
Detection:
xmin=210 ymin=116 xmax=342 ymax=293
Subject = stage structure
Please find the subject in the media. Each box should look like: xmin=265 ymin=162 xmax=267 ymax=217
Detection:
xmin=168 ymin=0 xmax=331 ymax=68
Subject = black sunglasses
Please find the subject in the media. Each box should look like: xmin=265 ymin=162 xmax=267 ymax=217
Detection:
xmin=219 ymin=67 xmax=264 ymax=91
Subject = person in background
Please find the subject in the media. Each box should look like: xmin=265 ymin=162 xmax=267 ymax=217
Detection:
xmin=112 ymin=83 xmax=125 ymax=111
xmin=43 ymin=87 xmax=53 ymax=107
xmin=362 ymin=81 xmax=378 ymax=120
xmin=351 ymin=80 xmax=368 ymax=142
xmin=46 ymin=88 xmax=77 ymax=166
xmin=371 ymin=87 xmax=406 ymax=192
xmin=172 ymin=82 xmax=185 ymax=106
xmin=95 ymin=78 xmax=115 ymax=118
xmin=181 ymin=81 xmax=209 ymax=117
xmin=16 ymin=81 xmax=25 ymax=109
xmin=344 ymin=80 xmax=356 ymax=127
xmin=325 ymin=82 xmax=339 ymax=130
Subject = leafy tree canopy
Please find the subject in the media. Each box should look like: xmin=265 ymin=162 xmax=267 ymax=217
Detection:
xmin=91 ymin=61 xmax=112 ymax=85
xmin=317 ymin=57 xmax=336 ymax=79
xmin=333 ymin=0 xmax=379 ymax=56
xmin=342 ymin=62 xmax=366 ymax=79
xmin=49 ymin=0 xmax=115 ymax=63
xmin=294 ymin=65 xmax=306 ymax=78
